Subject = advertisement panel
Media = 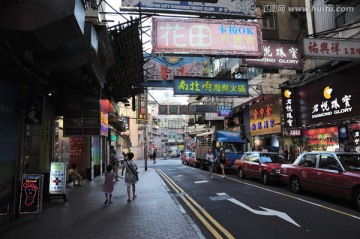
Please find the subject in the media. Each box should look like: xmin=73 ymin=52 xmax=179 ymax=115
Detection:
xmin=302 ymin=38 xmax=360 ymax=60
xmin=121 ymin=0 xmax=256 ymax=18
xmin=144 ymin=55 xmax=211 ymax=81
xmin=244 ymin=41 xmax=302 ymax=69
xmin=49 ymin=162 xmax=67 ymax=194
xmin=281 ymin=87 xmax=296 ymax=128
xmin=174 ymin=77 xmax=249 ymax=97
xmin=295 ymin=64 xmax=360 ymax=126
xmin=152 ymin=17 xmax=263 ymax=57
xmin=19 ymin=174 xmax=43 ymax=214
xmin=249 ymin=95 xmax=281 ymax=136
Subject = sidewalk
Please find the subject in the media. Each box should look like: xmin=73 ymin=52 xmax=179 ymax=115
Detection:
xmin=0 ymin=159 xmax=204 ymax=239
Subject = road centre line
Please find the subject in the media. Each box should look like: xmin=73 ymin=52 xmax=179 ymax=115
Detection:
xmin=157 ymin=169 xmax=235 ymax=239
xmin=226 ymin=176 xmax=360 ymax=220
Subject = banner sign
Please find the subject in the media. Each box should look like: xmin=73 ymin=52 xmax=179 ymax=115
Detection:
xmin=302 ymin=38 xmax=360 ymax=60
xmin=19 ymin=174 xmax=43 ymax=214
xmin=244 ymin=41 xmax=302 ymax=69
xmin=174 ymin=77 xmax=249 ymax=97
xmin=144 ymin=55 xmax=211 ymax=81
xmin=158 ymin=104 xmax=217 ymax=115
xmin=152 ymin=17 xmax=263 ymax=57
xmin=121 ymin=0 xmax=256 ymax=18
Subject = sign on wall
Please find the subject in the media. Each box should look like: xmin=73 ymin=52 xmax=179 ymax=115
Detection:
xmin=281 ymin=87 xmax=296 ymax=128
xmin=174 ymin=77 xmax=249 ymax=97
xmin=152 ymin=17 xmax=263 ymax=57
xmin=249 ymin=95 xmax=281 ymax=136
xmin=302 ymin=38 xmax=360 ymax=60
xmin=244 ymin=41 xmax=302 ymax=69
xmin=19 ymin=174 xmax=43 ymax=214
xmin=121 ymin=0 xmax=256 ymax=18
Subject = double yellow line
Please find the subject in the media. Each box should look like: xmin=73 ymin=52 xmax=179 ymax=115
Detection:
xmin=157 ymin=169 xmax=235 ymax=239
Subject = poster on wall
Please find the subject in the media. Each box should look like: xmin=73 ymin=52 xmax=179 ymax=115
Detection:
xmin=24 ymin=95 xmax=44 ymax=124
xmin=19 ymin=174 xmax=43 ymax=214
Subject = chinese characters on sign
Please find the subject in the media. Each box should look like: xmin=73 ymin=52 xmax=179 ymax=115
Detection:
xmin=152 ymin=17 xmax=262 ymax=57
xmin=243 ymin=41 xmax=302 ymax=69
xmin=137 ymin=93 xmax=146 ymax=124
xmin=281 ymin=88 xmax=296 ymax=128
xmin=174 ymin=77 xmax=249 ymax=97
xmin=249 ymin=95 xmax=281 ymax=136
xmin=302 ymin=38 xmax=360 ymax=60
xmin=49 ymin=162 xmax=66 ymax=194
xmin=311 ymin=91 xmax=352 ymax=119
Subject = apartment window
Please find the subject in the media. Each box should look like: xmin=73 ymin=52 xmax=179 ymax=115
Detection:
xmin=262 ymin=13 xmax=276 ymax=29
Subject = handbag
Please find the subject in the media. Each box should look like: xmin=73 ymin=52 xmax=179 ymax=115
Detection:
xmin=125 ymin=159 xmax=139 ymax=181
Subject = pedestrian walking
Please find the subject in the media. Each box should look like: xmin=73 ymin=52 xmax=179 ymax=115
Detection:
xmin=206 ymin=149 xmax=215 ymax=178
xmin=153 ymin=148 xmax=157 ymax=163
xmin=110 ymin=150 xmax=120 ymax=181
xmin=218 ymin=150 xmax=227 ymax=178
xmin=102 ymin=165 xmax=116 ymax=205
xmin=121 ymin=152 xmax=138 ymax=202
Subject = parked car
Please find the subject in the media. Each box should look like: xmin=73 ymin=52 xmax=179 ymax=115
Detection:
xmin=280 ymin=151 xmax=360 ymax=210
xmin=234 ymin=152 xmax=286 ymax=185
xmin=188 ymin=152 xmax=197 ymax=167
xmin=181 ymin=151 xmax=192 ymax=165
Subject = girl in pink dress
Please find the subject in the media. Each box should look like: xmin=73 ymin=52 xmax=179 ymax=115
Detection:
xmin=102 ymin=165 xmax=116 ymax=204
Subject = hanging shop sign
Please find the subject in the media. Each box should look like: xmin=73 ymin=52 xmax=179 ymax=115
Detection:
xmin=218 ymin=105 xmax=233 ymax=117
xmin=19 ymin=174 xmax=43 ymax=214
xmin=249 ymin=95 xmax=281 ymax=136
xmin=295 ymin=65 xmax=360 ymax=126
xmin=143 ymin=55 xmax=211 ymax=81
xmin=174 ymin=77 xmax=249 ymax=97
xmin=137 ymin=93 xmax=146 ymax=124
xmin=152 ymin=17 xmax=263 ymax=57
xmin=158 ymin=104 xmax=217 ymax=115
xmin=243 ymin=41 xmax=302 ymax=69
xmin=100 ymin=100 xmax=109 ymax=137
xmin=121 ymin=0 xmax=256 ymax=18
xmin=302 ymin=38 xmax=360 ymax=60
xmin=281 ymin=87 xmax=296 ymax=128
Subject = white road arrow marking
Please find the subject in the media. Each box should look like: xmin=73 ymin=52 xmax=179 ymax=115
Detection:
xmin=217 ymin=193 xmax=300 ymax=227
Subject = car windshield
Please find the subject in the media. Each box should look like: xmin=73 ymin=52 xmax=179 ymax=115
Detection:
xmin=337 ymin=154 xmax=360 ymax=171
xmin=222 ymin=142 xmax=243 ymax=153
xmin=259 ymin=153 xmax=285 ymax=164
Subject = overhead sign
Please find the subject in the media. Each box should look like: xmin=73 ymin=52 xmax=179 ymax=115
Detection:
xmin=158 ymin=104 xmax=217 ymax=115
xmin=144 ymin=55 xmax=211 ymax=81
xmin=244 ymin=41 xmax=302 ymax=69
xmin=302 ymin=38 xmax=360 ymax=60
xmin=121 ymin=0 xmax=256 ymax=18
xmin=174 ymin=77 xmax=249 ymax=97
xmin=152 ymin=17 xmax=263 ymax=57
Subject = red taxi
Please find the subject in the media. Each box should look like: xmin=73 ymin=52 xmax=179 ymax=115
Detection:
xmin=234 ymin=152 xmax=286 ymax=185
xmin=280 ymin=151 xmax=360 ymax=210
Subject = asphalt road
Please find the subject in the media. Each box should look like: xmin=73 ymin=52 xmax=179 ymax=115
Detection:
xmin=149 ymin=157 xmax=360 ymax=239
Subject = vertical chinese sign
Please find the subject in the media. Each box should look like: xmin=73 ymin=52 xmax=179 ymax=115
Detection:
xmin=281 ymin=87 xmax=296 ymax=128
xmin=49 ymin=162 xmax=66 ymax=194
xmin=19 ymin=174 xmax=43 ymax=214
xmin=137 ymin=93 xmax=146 ymax=124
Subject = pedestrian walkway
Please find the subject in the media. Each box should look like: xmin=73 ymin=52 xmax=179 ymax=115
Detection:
xmin=0 ymin=159 xmax=204 ymax=239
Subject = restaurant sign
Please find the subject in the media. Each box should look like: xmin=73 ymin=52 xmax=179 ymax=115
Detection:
xmin=244 ymin=41 xmax=302 ymax=69
xmin=174 ymin=77 xmax=249 ymax=97
xmin=302 ymin=38 xmax=360 ymax=60
xmin=152 ymin=17 xmax=263 ymax=57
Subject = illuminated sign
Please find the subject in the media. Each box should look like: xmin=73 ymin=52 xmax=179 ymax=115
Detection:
xmin=152 ymin=17 xmax=263 ymax=57
xmin=100 ymin=100 xmax=109 ymax=136
xmin=121 ymin=0 xmax=256 ymax=18
xmin=218 ymin=105 xmax=232 ymax=117
xmin=281 ymin=87 xmax=296 ymax=128
xmin=49 ymin=162 xmax=66 ymax=194
xmin=244 ymin=41 xmax=302 ymax=69
xmin=19 ymin=174 xmax=43 ymax=214
xmin=249 ymin=95 xmax=281 ymax=136
xmin=174 ymin=77 xmax=249 ymax=97
xmin=302 ymin=38 xmax=360 ymax=60
xmin=137 ymin=93 xmax=146 ymax=123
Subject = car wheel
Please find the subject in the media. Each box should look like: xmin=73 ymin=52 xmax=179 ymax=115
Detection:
xmin=290 ymin=176 xmax=302 ymax=194
xmin=262 ymin=172 xmax=270 ymax=185
xmin=238 ymin=168 xmax=245 ymax=179
xmin=353 ymin=188 xmax=360 ymax=211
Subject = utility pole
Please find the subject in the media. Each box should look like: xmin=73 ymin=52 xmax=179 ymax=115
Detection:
xmin=144 ymin=89 xmax=148 ymax=171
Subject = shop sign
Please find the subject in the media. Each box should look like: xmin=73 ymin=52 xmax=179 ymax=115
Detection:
xmin=289 ymin=129 xmax=301 ymax=136
xmin=121 ymin=0 xmax=256 ymax=19
xmin=338 ymin=125 xmax=350 ymax=152
xmin=137 ymin=93 xmax=147 ymax=124
xmin=49 ymin=162 xmax=66 ymax=194
xmin=152 ymin=17 xmax=263 ymax=57
xmin=244 ymin=41 xmax=302 ymax=69
xmin=100 ymin=100 xmax=109 ymax=136
xmin=281 ymin=87 xmax=296 ymax=128
xmin=174 ymin=77 xmax=249 ymax=97
xmin=249 ymin=95 xmax=281 ymax=136
xmin=302 ymin=38 xmax=360 ymax=60
xmin=218 ymin=105 xmax=233 ymax=117
xmin=19 ymin=174 xmax=43 ymax=214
